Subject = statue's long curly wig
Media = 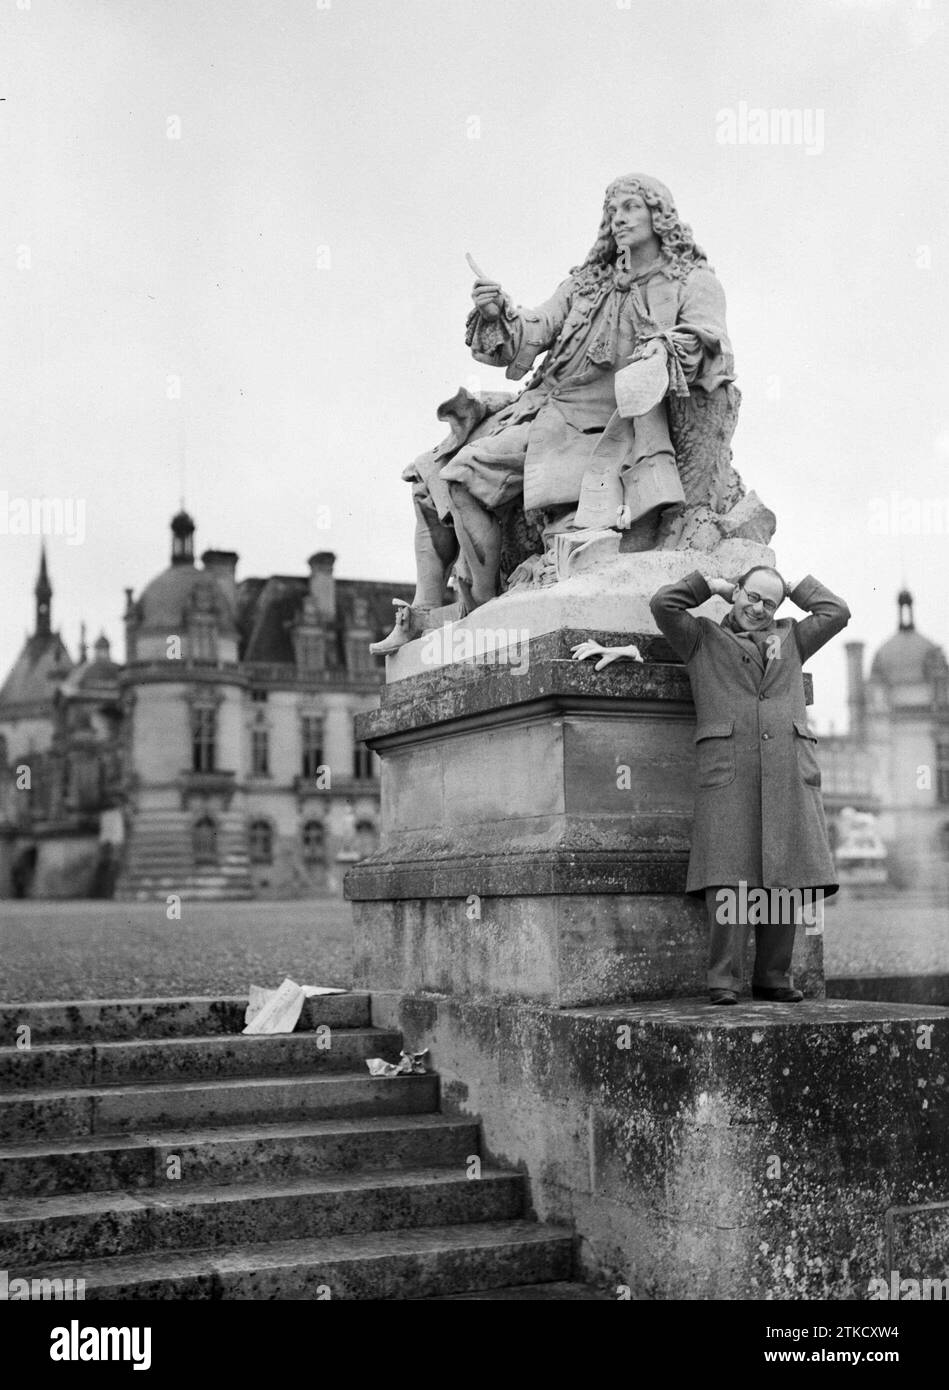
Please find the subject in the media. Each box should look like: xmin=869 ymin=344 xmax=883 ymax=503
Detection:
xmin=572 ymin=175 xmax=709 ymax=289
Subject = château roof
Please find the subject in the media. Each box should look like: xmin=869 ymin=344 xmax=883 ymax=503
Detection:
xmin=58 ymin=638 xmax=121 ymax=700
xmin=132 ymin=565 xmax=236 ymax=632
xmin=0 ymin=632 xmax=73 ymax=715
xmin=869 ymin=590 xmax=947 ymax=687
xmin=870 ymin=629 xmax=947 ymax=686
xmin=237 ymin=576 xmax=414 ymax=666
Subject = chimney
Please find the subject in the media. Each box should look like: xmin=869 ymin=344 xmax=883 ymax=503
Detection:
xmin=845 ymin=641 xmax=866 ymax=741
xmin=308 ymin=551 xmax=336 ymax=621
xmin=202 ymin=549 xmax=239 ymax=604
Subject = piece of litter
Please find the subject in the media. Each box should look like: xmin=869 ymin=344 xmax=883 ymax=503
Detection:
xmin=366 ymin=1049 xmax=430 ymax=1077
xmin=366 ymin=1058 xmax=401 ymax=1078
xmin=243 ymin=978 xmax=346 ymax=1035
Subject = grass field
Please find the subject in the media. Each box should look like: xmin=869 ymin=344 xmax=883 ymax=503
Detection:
xmin=0 ymin=898 xmax=353 ymax=1002
xmin=1 ymin=887 xmax=947 ymax=1003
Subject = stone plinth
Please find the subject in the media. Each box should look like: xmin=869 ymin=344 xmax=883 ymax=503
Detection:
xmin=387 ymin=540 xmax=772 ymax=681
xmin=366 ymin=992 xmax=949 ymax=1298
xmin=347 ymin=630 xmax=822 ymax=1003
xmin=337 ymin=619 xmax=949 ymax=1298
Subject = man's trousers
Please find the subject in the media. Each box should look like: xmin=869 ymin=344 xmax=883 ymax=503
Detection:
xmin=704 ymin=885 xmax=797 ymax=992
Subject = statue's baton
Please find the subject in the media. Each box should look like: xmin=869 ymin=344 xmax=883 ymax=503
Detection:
xmin=465 ymin=251 xmax=495 ymax=283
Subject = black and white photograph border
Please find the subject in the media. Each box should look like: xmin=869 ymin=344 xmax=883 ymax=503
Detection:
xmin=0 ymin=0 xmax=947 ymax=1352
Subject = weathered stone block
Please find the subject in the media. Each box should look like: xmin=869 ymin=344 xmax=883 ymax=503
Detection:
xmin=383 ymin=992 xmax=949 ymax=1298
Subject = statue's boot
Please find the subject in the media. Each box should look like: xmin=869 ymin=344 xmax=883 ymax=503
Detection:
xmin=369 ymin=599 xmax=421 ymax=655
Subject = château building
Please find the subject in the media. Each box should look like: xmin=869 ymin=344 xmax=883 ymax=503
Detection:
xmin=819 ymin=589 xmax=949 ymax=893
xmin=6 ymin=532 xmax=946 ymax=901
xmin=0 ymin=514 xmax=412 ymax=899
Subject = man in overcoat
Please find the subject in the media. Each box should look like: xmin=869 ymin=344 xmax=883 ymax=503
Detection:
xmin=651 ymin=566 xmax=851 ymax=1002
xmin=573 ymin=565 xmax=851 ymax=1003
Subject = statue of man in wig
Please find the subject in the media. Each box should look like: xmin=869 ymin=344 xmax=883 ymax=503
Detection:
xmin=372 ymin=173 xmax=764 ymax=655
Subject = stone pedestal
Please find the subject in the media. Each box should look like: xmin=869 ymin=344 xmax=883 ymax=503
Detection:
xmin=345 ymin=611 xmax=949 ymax=1297
xmin=363 ymin=991 xmax=949 ymax=1298
xmin=348 ymin=628 xmax=822 ymax=1002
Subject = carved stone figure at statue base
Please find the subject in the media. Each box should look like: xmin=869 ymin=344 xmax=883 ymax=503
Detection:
xmin=371 ymin=172 xmax=776 ymax=656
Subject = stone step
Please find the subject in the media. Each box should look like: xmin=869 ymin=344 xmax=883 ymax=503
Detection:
xmin=121 ymin=874 xmax=252 ymax=886
xmin=124 ymin=844 xmax=248 ymax=856
xmin=122 ymin=847 xmax=193 ymax=857
xmin=0 ymin=1029 xmax=403 ymax=1091
xmin=123 ymin=859 xmax=250 ymax=872
xmin=0 ymin=993 xmax=369 ymax=1041
xmin=117 ymin=889 xmax=258 ymax=900
xmin=0 ymin=1114 xmax=482 ymax=1197
xmin=15 ymin=1220 xmax=573 ymax=1299
xmin=428 ymin=1281 xmax=613 ymax=1300
xmin=117 ymin=889 xmax=257 ymax=902
xmin=0 ymin=1168 xmax=524 ymax=1264
xmin=0 ymin=1072 xmax=439 ymax=1142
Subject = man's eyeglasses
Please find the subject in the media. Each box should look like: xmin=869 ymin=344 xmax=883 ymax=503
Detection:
xmin=739 ymin=585 xmax=780 ymax=615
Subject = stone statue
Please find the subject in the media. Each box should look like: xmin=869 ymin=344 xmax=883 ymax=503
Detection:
xmin=371 ymin=173 xmax=774 ymax=655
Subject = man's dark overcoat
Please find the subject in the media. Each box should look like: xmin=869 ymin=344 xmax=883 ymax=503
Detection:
xmin=650 ymin=571 xmax=851 ymax=895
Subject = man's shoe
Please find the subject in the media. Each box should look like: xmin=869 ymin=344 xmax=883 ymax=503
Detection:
xmin=709 ymin=989 xmax=738 ymax=1005
xmin=752 ymin=986 xmax=804 ymax=1003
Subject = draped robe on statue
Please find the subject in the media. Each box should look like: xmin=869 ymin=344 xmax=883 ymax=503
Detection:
xmin=404 ymin=256 xmax=737 ymax=542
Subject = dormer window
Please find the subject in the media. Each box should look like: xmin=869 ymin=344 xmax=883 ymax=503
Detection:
xmin=190 ymin=618 xmax=218 ymax=662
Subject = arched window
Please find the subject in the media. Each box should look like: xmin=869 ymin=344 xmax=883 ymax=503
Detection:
xmin=191 ymin=705 xmax=217 ymax=773
xmin=354 ymin=818 xmax=377 ymax=857
xmin=249 ymin=818 xmax=273 ymax=864
xmin=353 ymin=743 xmax=375 ymax=780
xmin=302 ymin=819 xmax=325 ymax=865
xmin=301 ymin=717 xmax=324 ymax=779
xmin=193 ymin=815 xmax=218 ymax=865
xmin=937 ymin=744 xmax=949 ymax=805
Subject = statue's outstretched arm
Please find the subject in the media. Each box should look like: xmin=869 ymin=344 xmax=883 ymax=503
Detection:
xmin=466 ymin=277 xmax=573 ymax=379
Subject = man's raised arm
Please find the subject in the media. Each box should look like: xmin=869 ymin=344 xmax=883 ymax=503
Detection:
xmin=788 ymin=576 xmax=851 ymax=662
xmin=649 ymin=570 xmax=714 ymax=663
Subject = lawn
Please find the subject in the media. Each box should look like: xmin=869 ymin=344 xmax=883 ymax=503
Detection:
xmin=1 ymin=887 xmax=947 ymax=1003
xmin=0 ymin=898 xmax=354 ymax=1002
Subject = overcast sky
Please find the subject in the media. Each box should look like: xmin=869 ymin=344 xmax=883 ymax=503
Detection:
xmin=1 ymin=0 xmax=947 ymax=730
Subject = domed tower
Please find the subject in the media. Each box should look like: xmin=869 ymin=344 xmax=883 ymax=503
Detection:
xmin=865 ymin=588 xmax=949 ymax=891
xmin=868 ymin=590 xmax=949 ymax=702
xmin=116 ymin=512 xmax=252 ymax=901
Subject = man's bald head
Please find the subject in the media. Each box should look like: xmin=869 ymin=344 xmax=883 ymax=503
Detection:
xmin=739 ymin=566 xmax=788 ymax=601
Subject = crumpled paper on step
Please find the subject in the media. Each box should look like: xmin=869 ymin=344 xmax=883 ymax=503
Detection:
xmin=243 ymin=977 xmax=345 ymax=1035
xmin=366 ymin=1049 xmax=429 ymax=1078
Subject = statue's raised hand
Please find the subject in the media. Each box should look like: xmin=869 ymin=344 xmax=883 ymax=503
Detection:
xmin=466 ymin=251 xmax=505 ymax=321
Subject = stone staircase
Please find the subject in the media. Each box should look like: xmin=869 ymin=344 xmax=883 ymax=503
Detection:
xmin=115 ymin=809 xmax=255 ymax=902
xmin=0 ymin=993 xmax=583 ymax=1299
